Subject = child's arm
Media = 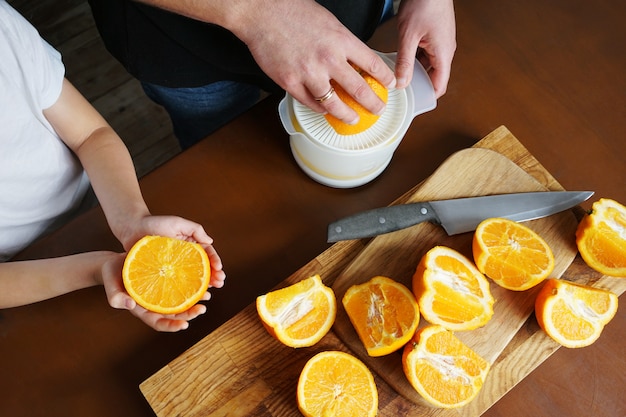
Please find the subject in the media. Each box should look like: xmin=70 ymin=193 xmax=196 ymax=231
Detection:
xmin=42 ymin=78 xmax=151 ymax=249
xmin=0 ymin=252 xmax=207 ymax=331
xmin=0 ymin=251 xmax=115 ymax=308
xmin=42 ymin=78 xmax=226 ymax=287
xmin=34 ymin=78 xmax=224 ymax=329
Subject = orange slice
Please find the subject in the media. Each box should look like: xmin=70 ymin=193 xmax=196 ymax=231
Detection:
xmin=402 ymin=325 xmax=491 ymax=408
xmin=122 ymin=235 xmax=211 ymax=314
xmin=297 ymin=351 xmax=378 ymax=417
xmin=473 ymin=218 xmax=555 ymax=291
xmin=342 ymin=276 xmax=420 ymax=357
xmin=324 ymin=67 xmax=388 ymax=135
xmin=535 ymin=278 xmax=619 ymax=348
xmin=413 ymin=246 xmax=494 ymax=331
xmin=256 ymin=275 xmax=336 ymax=348
xmin=575 ymin=198 xmax=626 ymax=277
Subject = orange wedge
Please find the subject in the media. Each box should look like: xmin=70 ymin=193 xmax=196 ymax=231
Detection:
xmin=576 ymin=198 xmax=626 ymax=277
xmin=122 ymin=235 xmax=211 ymax=314
xmin=324 ymin=67 xmax=388 ymax=135
xmin=256 ymin=275 xmax=336 ymax=348
xmin=413 ymin=246 xmax=494 ymax=331
xmin=297 ymin=351 xmax=378 ymax=417
xmin=473 ymin=218 xmax=555 ymax=291
xmin=402 ymin=325 xmax=491 ymax=408
xmin=342 ymin=276 xmax=420 ymax=357
xmin=535 ymin=278 xmax=619 ymax=348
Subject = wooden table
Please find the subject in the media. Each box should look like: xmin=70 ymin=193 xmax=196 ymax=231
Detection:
xmin=2 ymin=1 xmax=625 ymax=416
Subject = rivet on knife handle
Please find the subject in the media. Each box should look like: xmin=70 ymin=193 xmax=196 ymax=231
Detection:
xmin=327 ymin=202 xmax=440 ymax=242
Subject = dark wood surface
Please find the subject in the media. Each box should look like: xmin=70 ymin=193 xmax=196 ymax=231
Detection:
xmin=2 ymin=1 xmax=625 ymax=416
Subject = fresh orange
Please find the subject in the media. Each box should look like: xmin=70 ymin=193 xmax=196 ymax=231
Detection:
xmin=413 ymin=246 xmax=494 ymax=331
xmin=535 ymin=278 xmax=618 ymax=348
xmin=402 ymin=325 xmax=491 ymax=408
xmin=324 ymin=67 xmax=389 ymax=135
xmin=297 ymin=350 xmax=378 ymax=417
xmin=256 ymin=275 xmax=336 ymax=348
xmin=342 ymin=276 xmax=420 ymax=357
xmin=575 ymin=198 xmax=626 ymax=277
xmin=473 ymin=218 xmax=555 ymax=291
xmin=122 ymin=235 xmax=211 ymax=314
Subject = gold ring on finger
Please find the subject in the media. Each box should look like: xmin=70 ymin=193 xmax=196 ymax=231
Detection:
xmin=314 ymin=87 xmax=335 ymax=103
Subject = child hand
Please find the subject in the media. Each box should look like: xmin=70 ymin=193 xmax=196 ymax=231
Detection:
xmin=100 ymin=252 xmax=212 ymax=332
xmin=118 ymin=215 xmax=226 ymax=289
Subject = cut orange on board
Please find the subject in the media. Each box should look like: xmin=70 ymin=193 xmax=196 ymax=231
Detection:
xmin=342 ymin=276 xmax=420 ymax=357
xmin=324 ymin=67 xmax=388 ymax=135
xmin=413 ymin=246 xmax=494 ymax=331
xmin=402 ymin=325 xmax=491 ymax=409
xmin=473 ymin=218 xmax=555 ymax=291
xmin=122 ymin=235 xmax=211 ymax=314
xmin=576 ymin=198 xmax=626 ymax=277
xmin=256 ymin=275 xmax=336 ymax=348
xmin=535 ymin=279 xmax=618 ymax=348
xmin=297 ymin=351 xmax=378 ymax=417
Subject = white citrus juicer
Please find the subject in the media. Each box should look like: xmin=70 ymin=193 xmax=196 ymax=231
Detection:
xmin=278 ymin=51 xmax=437 ymax=188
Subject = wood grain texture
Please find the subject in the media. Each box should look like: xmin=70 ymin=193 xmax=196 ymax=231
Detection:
xmin=331 ymin=147 xmax=578 ymax=405
xmin=140 ymin=126 xmax=626 ymax=416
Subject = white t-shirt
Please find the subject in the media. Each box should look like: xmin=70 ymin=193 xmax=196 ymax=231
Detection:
xmin=0 ymin=1 xmax=90 ymax=261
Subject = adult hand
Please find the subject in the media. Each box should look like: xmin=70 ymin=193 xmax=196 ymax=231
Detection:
xmin=234 ymin=0 xmax=396 ymax=125
xmin=395 ymin=0 xmax=456 ymax=97
xmin=118 ymin=214 xmax=226 ymax=289
xmin=101 ymin=253 xmax=212 ymax=332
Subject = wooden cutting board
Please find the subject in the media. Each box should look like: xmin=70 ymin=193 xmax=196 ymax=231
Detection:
xmin=139 ymin=126 xmax=626 ymax=417
xmin=331 ymin=147 xmax=579 ymax=405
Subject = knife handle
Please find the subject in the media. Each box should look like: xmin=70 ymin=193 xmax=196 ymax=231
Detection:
xmin=327 ymin=202 xmax=440 ymax=242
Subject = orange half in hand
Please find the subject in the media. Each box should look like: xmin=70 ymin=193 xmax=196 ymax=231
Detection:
xmin=122 ymin=235 xmax=211 ymax=314
xmin=342 ymin=276 xmax=420 ymax=357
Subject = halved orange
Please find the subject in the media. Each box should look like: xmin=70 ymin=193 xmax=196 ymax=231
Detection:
xmin=402 ymin=325 xmax=491 ymax=408
xmin=576 ymin=198 xmax=626 ymax=277
xmin=413 ymin=246 xmax=494 ymax=331
xmin=297 ymin=351 xmax=378 ymax=417
xmin=122 ymin=235 xmax=211 ymax=314
xmin=256 ymin=275 xmax=336 ymax=348
xmin=473 ymin=218 xmax=555 ymax=291
xmin=342 ymin=276 xmax=420 ymax=357
xmin=535 ymin=278 xmax=619 ymax=348
xmin=324 ymin=67 xmax=389 ymax=136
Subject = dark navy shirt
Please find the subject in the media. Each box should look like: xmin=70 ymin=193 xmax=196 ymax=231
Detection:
xmin=88 ymin=0 xmax=384 ymax=91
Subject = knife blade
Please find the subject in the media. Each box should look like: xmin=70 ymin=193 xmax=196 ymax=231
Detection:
xmin=327 ymin=191 xmax=593 ymax=242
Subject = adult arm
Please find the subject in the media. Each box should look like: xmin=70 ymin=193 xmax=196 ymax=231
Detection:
xmin=136 ymin=0 xmax=396 ymax=125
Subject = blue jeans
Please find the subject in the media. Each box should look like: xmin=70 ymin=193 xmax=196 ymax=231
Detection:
xmin=142 ymin=80 xmax=261 ymax=150
xmin=382 ymin=0 xmax=395 ymax=22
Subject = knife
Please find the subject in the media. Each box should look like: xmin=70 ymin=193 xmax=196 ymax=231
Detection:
xmin=327 ymin=191 xmax=593 ymax=242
